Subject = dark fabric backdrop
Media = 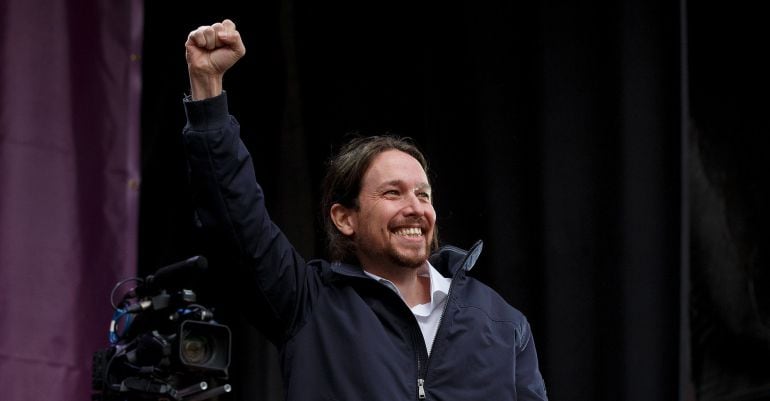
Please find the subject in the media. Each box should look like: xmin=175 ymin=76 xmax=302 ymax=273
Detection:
xmin=0 ymin=0 xmax=142 ymax=400
xmin=688 ymin=1 xmax=770 ymax=400
xmin=136 ymin=1 xmax=769 ymax=401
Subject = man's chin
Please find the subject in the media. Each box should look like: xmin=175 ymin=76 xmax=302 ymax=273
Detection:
xmin=388 ymin=249 xmax=429 ymax=269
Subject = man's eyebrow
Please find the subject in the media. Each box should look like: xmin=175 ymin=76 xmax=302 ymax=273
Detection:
xmin=414 ymin=183 xmax=432 ymax=192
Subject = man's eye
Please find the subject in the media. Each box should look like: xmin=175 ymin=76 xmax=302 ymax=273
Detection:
xmin=417 ymin=192 xmax=431 ymax=200
xmin=384 ymin=190 xmax=400 ymax=196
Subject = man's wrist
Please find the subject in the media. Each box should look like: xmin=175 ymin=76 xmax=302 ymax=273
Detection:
xmin=189 ymin=73 xmax=224 ymax=100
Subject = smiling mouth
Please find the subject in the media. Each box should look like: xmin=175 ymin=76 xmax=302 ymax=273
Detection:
xmin=394 ymin=227 xmax=424 ymax=238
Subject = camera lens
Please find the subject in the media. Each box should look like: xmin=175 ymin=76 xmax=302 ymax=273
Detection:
xmin=178 ymin=320 xmax=230 ymax=373
xmin=181 ymin=335 xmax=211 ymax=365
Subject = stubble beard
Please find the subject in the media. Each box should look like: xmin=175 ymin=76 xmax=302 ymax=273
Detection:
xmin=386 ymin=243 xmax=429 ymax=270
xmin=357 ymin=233 xmax=432 ymax=271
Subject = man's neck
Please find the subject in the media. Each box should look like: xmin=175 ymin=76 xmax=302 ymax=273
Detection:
xmin=364 ymin=263 xmax=431 ymax=308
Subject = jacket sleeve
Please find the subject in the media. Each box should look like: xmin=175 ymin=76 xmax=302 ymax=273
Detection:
xmin=516 ymin=318 xmax=549 ymax=400
xmin=181 ymin=93 xmax=318 ymax=345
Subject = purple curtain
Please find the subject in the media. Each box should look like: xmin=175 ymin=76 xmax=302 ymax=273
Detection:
xmin=0 ymin=0 xmax=142 ymax=400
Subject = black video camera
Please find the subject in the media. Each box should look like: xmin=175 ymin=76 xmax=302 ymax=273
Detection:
xmin=92 ymin=256 xmax=232 ymax=401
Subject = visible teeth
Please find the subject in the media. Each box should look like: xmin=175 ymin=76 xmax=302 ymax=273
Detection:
xmin=396 ymin=227 xmax=422 ymax=237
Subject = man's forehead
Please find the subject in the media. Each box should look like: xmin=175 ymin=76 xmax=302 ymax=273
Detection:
xmin=364 ymin=150 xmax=429 ymax=184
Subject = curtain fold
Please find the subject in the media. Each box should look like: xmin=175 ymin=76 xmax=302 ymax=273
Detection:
xmin=0 ymin=1 xmax=142 ymax=400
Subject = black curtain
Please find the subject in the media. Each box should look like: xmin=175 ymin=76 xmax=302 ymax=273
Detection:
xmin=688 ymin=1 xmax=770 ymax=400
xmin=138 ymin=1 xmax=769 ymax=400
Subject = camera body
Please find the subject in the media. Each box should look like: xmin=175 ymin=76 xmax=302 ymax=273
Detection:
xmin=92 ymin=256 xmax=232 ymax=401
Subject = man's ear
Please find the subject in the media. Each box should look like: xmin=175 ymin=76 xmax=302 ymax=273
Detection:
xmin=330 ymin=203 xmax=356 ymax=236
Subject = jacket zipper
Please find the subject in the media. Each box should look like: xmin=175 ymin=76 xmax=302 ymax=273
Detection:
xmin=418 ymin=378 xmax=426 ymax=399
xmin=415 ymin=248 xmax=471 ymax=400
xmin=415 ymin=327 xmax=427 ymax=399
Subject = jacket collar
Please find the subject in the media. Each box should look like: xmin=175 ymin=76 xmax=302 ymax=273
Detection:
xmin=429 ymin=240 xmax=484 ymax=277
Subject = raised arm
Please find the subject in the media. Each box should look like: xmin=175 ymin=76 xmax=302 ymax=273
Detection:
xmin=181 ymin=20 xmax=318 ymax=345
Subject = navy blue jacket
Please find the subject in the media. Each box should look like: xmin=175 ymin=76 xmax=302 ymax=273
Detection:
xmin=182 ymin=93 xmax=548 ymax=401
